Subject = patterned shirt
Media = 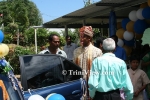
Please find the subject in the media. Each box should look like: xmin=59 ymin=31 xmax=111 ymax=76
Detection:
xmin=39 ymin=47 xmax=67 ymax=58
xmin=73 ymin=43 xmax=102 ymax=79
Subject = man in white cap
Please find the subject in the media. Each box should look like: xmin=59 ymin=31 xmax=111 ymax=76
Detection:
xmin=73 ymin=26 xmax=102 ymax=100
xmin=88 ymin=38 xmax=133 ymax=100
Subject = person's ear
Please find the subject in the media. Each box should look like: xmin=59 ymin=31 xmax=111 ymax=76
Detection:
xmin=113 ymin=47 xmax=116 ymax=53
xmin=100 ymin=43 xmax=102 ymax=48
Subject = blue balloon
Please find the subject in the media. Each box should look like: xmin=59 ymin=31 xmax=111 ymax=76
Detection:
xmin=142 ymin=7 xmax=150 ymax=19
xmin=0 ymin=30 xmax=4 ymax=43
xmin=123 ymin=39 xmax=135 ymax=47
xmin=134 ymin=20 xmax=148 ymax=34
xmin=46 ymin=94 xmax=65 ymax=100
xmin=121 ymin=18 xmax=130 ymax=30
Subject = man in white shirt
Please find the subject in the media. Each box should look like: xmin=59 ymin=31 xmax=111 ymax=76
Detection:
xmin=39 ymin=34 xmax=67 ymax=58
xmin=63 ymin=35 xmax=78 ymax=61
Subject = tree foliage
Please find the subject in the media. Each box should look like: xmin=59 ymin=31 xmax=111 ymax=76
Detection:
xmin=61 ymin=29 xmax=79 ymax=44
xmin=0 ymin=0 xmax=44 ymax=74
xmin=5 ymin=44 xmax=35 ymax=74
xmin=24 ymin=28 xmax=49 ymax=47
xmin=0 ymin=0 xmax=44 ymax=47
xmin=0 ymin=0 xmax=42 ymax=33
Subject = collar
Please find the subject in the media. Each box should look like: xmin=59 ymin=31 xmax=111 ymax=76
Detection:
xmin=129 ymin=68 xmax=139 ymax=75
xmin=82 ymin=42 xmax=92 ymax=49
xmin=66 ymin=43 xmax=72 ymax=46
xmin=45 ymin=47 xmax=60 ymax=53
xmin=130 ymin=68 xmax=139 ymax=72
xmin=103 ymin=53 xmax=116 ymax=57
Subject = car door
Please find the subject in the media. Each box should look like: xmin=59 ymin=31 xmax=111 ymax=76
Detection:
xmin=19 ymin=54 xmax=84 ymax=100
xmin=0 ymin=70 xmax=25 ymax=100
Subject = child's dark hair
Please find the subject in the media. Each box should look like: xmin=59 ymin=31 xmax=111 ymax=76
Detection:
xmin=95 ymin=37 xmax=105 ymax=48
xmin=110 ymin=35 xmax=118 ymax=44
xmin=129 ymin=54 xmax=140 ymax=62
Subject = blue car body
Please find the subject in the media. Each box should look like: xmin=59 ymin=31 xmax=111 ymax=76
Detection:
xmin=0 ymin=54 xmax=85 ymax=100
xmin=24 ymin=79 xmax=82 ymax=100
xmin=19 ymin=54 xmax=85 ymax=100
xmin=0 ymin=69 xmax=25 ymax=100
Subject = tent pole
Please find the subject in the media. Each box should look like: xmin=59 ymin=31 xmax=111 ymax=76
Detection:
xmin=65 ymin=25 xmax=68 ymax=36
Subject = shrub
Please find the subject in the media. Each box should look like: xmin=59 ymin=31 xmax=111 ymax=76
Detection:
xmin=5 ymin=44 xmax=35 ymax=74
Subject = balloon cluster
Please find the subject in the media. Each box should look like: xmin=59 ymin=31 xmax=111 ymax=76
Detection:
xmin=0 ymin=30 xmax=9 ymax=58
xmin=28 ymin=93 xmax=65 ymax=100
xmin=116 ymin=1 xmax=150 ymax=56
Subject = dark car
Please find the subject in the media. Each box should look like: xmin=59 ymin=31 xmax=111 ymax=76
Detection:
xmin=19 ymin=54 xmax=85 ymax=100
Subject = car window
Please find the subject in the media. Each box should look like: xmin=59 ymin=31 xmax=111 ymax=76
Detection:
xmin=61 ymin=58 xmax=82 ymax=82
xmin=26 ymin=55 xmax=64 ymax=89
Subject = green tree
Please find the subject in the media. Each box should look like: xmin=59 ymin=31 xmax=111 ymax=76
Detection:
xmin=26 ymin=1 xmax=43 ymax=26
xmin=3 ymin=33 xmax=13 ymax=43
xmin=0 ymin=0 xmax=42 ymax=33
xmin=0 ymin=0 xmax=43 ymax=47
xmin=83 ymin=0 xmax=92 ymax=7
xmin=5 ymin=45 xmax=35 ymax=74
xmin=61 ymin=29 xmax=78 ymax=44
xmin=37 ymin=28 xmax=49 ymax=47
xmin=24 ymin=28 xmax=49 ymax=47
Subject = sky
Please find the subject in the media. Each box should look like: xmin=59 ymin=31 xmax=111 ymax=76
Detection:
xmin=31 ymin=0 xmax=100 ymax=32
xmin=31 ymin=0 xmax=100 ymax=23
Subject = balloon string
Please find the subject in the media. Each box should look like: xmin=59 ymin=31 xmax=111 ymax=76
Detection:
xmin=28 ymin=89 xmax=32 ymax=96
xmin=28 ymin=89 xmax=38 ymax=96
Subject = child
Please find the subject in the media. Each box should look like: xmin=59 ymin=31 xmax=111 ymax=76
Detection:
xmin=128 ymin=54 xmax=150 ymax=100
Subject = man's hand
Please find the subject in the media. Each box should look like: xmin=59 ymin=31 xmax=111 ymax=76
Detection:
xmin=134 ymin=91 xmax=140 ymax=97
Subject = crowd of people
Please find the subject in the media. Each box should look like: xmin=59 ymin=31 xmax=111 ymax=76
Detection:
xmin=39 ymin=26 xmax=150 ymax=100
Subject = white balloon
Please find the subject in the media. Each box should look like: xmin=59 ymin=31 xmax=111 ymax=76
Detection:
xmin=136 ymin=8 xmax=144 ymax=20
xmin=123 ymin=31 xmax=134 ymax=41
xmin=117 ymin=39 xmax=124 ymax=47
xmin=129 ymin=10 xmax=138 ymax=21
xmin=28 ymin=95 xmax=45 ymax=100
